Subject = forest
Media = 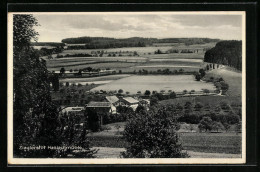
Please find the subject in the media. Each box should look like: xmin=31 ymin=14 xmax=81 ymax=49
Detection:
xmin=31 ymin=42 xmax=65 ymax=46
xmin=61 ymin=37 xmax=220 ymax=49
xmin=204 ymin=40 xmax=242 ymax=70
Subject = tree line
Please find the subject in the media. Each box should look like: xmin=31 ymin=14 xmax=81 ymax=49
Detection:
xmin=204 ymin=40 xmax=242 ymax=70
xmin=61 ymin=36 xmax=220 ymax=49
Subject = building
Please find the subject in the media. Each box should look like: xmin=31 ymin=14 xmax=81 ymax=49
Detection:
xmin=85 ymin=101 xmax=116 ymax=125
xmin=61 ymin=106 xmax=85 ymax=115
xmin=120 ymin=97 xmax=139 ymax=111
xmin=105 ymin=96 xmax=120 ymax=106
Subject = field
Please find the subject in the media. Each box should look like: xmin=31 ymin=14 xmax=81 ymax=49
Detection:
xmin=160 ymin=67 xmax=242 ymax=106
xmin=45 ymin=44 xmax=210 ymax=72
xmin=87 ymin=122 xmax=241 ymax=154
xmin=59 ymin=74 xmax=131 ymax=85
xmin=91 ymin=75 xmax=215 ymax=94
xmin=207 ymin=67 xmax=242 ymax=98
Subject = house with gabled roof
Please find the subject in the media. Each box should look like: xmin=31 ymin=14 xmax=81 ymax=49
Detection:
xmin=105 ymin=96 xmax=120 ymax=106
xmin=120 ymin=97 xmax=139 ymax=111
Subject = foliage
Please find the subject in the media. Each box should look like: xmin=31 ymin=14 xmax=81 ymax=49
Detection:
xmin=62 ymin=36 xmax=219 ymax=49
xmin=144 ymin=90 xmax=151 ymax=96
xmin=13 ymin=15 xmax=62 ymax=157
xmin=199 ymin=69 xmax=206 ymax=78
xmin=13 ymin=15 xmax=96 ymax=158
xmin=198 ymin=117 xmax=213 ymax=132
xmin=211 ymin=121 xmax=224 ymax=132
xmin=195 ymin=73 xmax=201 ymax=81
xmin=204 ymin=41 xmax=242 ymax=70
xmin=121 ymin=106 xmax=189 ymax=158
xmin=58 ymin=114 xmax=98 ymax=158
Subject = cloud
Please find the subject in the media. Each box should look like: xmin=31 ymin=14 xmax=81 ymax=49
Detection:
xmin=33 ymin=13 xmax=243 ymax=42
xmin=169 ymin=15 xmax=242 ymax=28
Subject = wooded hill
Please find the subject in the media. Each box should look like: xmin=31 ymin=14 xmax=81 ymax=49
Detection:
xmin=31 ymin=42 xmax=65 ymax=46
xmin=61 ymin=37 xmax=220 ymax=49
xmin=204 ymin=41 xmax=242 ymax=71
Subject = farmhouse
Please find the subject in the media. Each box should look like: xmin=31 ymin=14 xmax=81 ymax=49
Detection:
xmin=120 ymin=97 xmax=139 ymax=111
xmin=61 ymin=106 xmax=85 ymax=114
xmin=86 ymin=101 xmax=116 ymax=115
xmin=105 ymin=96 xmax=120 ymax=106
xmin=85 ymin=101 xmax=116 ymax=125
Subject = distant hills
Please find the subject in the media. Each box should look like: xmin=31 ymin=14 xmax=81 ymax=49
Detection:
xmin=59 ymin=36 xmax=220 ymax=49
xmin=31 ymin=42 xmax=65 ymax=46
xmin=31 ymin=37 xmax=221 ymax=50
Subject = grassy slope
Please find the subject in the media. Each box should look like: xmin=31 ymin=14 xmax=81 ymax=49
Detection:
xmin=160 ymin=67 xmax=242 ymax=106
xmin=87 ymin=122 xmax=241 ymax=154
xmin=207 ymin=67 xmax=242 ymax=98
xmin=46 ymin=45 xmax=207 ymax=72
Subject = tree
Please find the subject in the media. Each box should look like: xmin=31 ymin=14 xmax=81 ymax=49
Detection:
xmin=121 ymin=106 xmax=189 ymax=158
xmin=144 ymin=90 xmax=151 ymax=96
xmin=118 ymin=89 xmax=124 ymax=94
xmin=78 ymin=69 xmax=82 ymax=76
xmin=235 ymin=121 xmax=242 ymax=134
xmin=220 ymin=81 xmax=229 ymax=95
xmin=206 ymin=64 xmax=210 ymax=70
xmin=203 ymin=89 xmax=210 ymax=94
xmin=150 ymin=96 xmax=159 ymax=106
xmin=59 ymin=113 xmax=97 ymax=158
xmin=183 ymin=90 xmax=188 ymax=94
xmin=211 ymin=121 xmax=224 ymax=132
xmin=199 ymin=69 xmax=206 ymax=78
xmin=223 ymin=123 xmax=230 ymax=132
xmin=194 ymin=102 xmax=203 ymax=111
xmin=195 ymin=73 xmax=201 ymax=81
xmin=204 ymin=41 xmax=242 ymax=71
xmin=198 ymin=117 xmax=213 ymax=132
xmin=169 ymin=91 xmax=176 ymax=99
xmin=13 ymin=15 xmax=61 ymax=157
xmin=86 ymin=67 xmax=92 ymax=72
xmin=60 ymin=67 xmax=65 ymax=74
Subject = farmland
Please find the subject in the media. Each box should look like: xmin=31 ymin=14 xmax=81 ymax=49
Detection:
xmin=160 ymin=66 xmax=242 ymax=106
xmin=59 ymin=74 xmax=131 ymax=85
xmin=47 ymin=41 xmax=242 ymax=158
xmin=87 ymin=122 xmax=241 ymax=154
xmin=90 ymin=75 xmax=216 ymax=94
xmin=45 ymin=43 xmax=210 ymax=72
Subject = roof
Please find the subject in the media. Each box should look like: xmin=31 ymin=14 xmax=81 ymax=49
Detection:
xmin=87 ymin=101 xmax=111 ymax=108
xmin=62 ymin=107 xmax=85 ymax=113
xmin=64 ymin=107 xmax=84 ymax=111
xmin=123 ymin=97 xmax=139 ymax=104
xmin=106 ymin=96 xmax=119 ymax=104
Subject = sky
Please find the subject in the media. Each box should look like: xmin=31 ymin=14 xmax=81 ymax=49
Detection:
xmin=32 ymin=13 xmax=243 ymax=42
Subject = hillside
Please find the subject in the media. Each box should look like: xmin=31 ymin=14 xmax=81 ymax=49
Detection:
xmin=61 ymin=37 xmax=220 ymax=49
xmin=30 ymin=42 xmax=65 ymax=46
xmin=204 ymin=40 xmax=242 ymax=70
xmin=207 ymin=67 xmax=242 ymax=99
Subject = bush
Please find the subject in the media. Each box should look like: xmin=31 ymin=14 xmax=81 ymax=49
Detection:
xmin=121 ymin=106 xmax=189 ymax=158
xmin=198 ymin=116 xmax=213 ymax=132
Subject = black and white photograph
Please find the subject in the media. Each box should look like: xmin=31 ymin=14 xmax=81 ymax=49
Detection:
xmin=8 ymin=11 xmax=246 ymax=164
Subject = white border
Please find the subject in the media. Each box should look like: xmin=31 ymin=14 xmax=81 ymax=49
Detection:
xmin=7 ymin=11 xmax=246 ymax=165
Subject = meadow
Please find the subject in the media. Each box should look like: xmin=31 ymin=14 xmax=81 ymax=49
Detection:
xmin=59 ymin=74 xmax=131 ymax=85
xmin=91 ymin=75 xmax=215 ymax=94
xmin=87 ymin=121 xmax=241 ymax=154
xmin=45 ymin=44 xmax=209 ymax=72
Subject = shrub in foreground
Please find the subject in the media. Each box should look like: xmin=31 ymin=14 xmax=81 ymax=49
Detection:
xmin=121 ymin=106 xmax=189 ymax=158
